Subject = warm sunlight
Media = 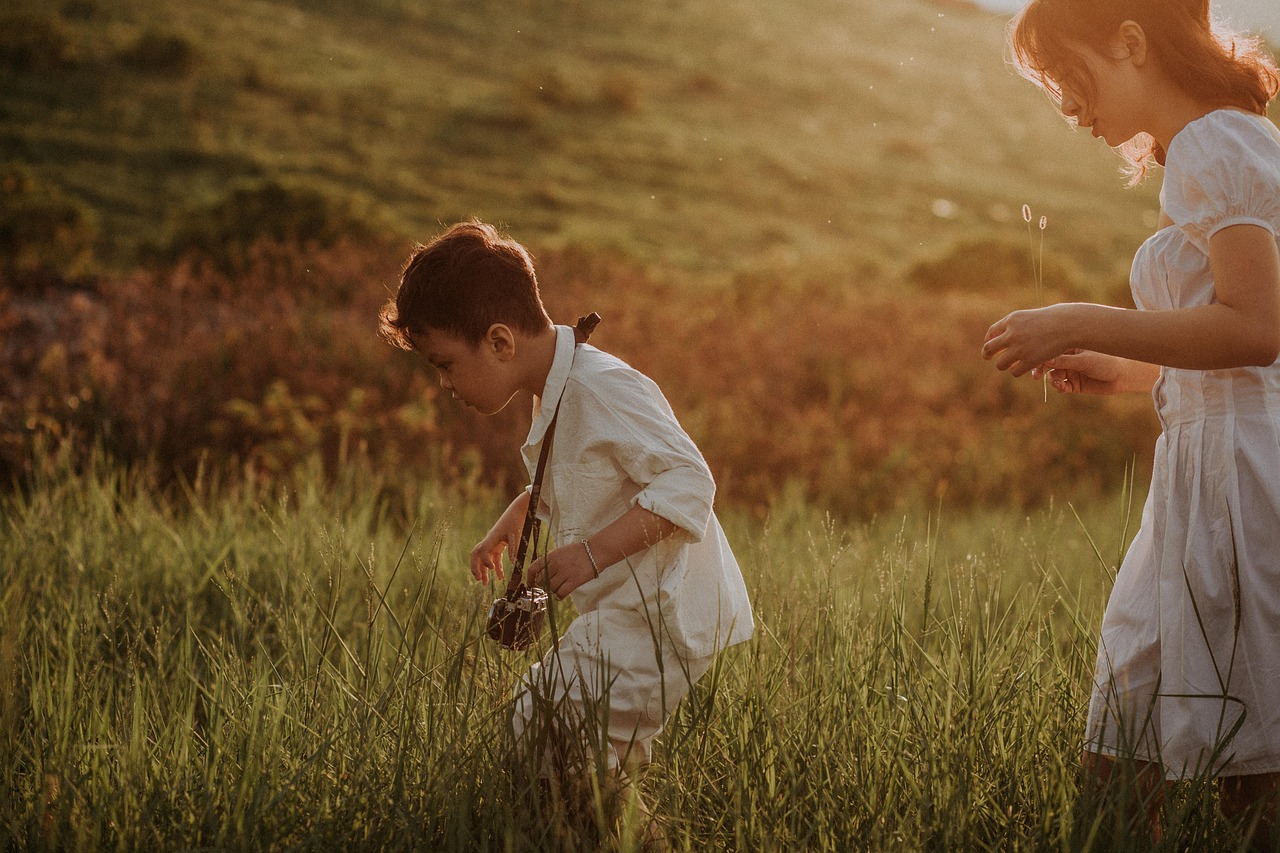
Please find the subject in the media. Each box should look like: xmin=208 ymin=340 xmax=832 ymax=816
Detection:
xmin=5 ymin=0 xmax=1279 ymax=848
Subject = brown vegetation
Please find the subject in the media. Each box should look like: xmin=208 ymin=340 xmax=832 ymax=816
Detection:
xmin=0 ymin=237 xmax=1158 ymax=516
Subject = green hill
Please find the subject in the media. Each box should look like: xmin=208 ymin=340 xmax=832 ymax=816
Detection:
xmin=2 ymin=0 xmax=1203 ymax=284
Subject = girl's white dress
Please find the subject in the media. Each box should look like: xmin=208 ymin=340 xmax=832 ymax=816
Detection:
xmin=1085 ymin=109 xmax=1280 ymax=778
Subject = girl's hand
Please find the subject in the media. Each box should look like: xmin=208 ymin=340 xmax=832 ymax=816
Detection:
xmin=982 ymin=304 xmax=1079 ymax=376
xmin=533 ymin=543 xmax=598 ymax=600
xmin=1033 ymin=350 xmax=1117 ymax=395
xmin=1031 ymin=350 xmax=1138 ymax=395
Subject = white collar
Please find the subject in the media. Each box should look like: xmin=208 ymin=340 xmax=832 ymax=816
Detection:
xmin=524 ymin=325 xmax=576 ymax=449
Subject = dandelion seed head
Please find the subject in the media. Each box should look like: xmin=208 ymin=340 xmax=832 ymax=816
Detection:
xmin=1022 ymin=204 xmax=1032 ymax=223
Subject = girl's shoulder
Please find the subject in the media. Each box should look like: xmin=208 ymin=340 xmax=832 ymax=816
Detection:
xmin=1166 ymin=109 xmax=1280 ymax=176
xmin=1162 ymin=110 xmax=1280 ymax=251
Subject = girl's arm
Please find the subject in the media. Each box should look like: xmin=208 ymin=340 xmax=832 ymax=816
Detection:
xmin=983 ymin=224 xmax=1280 ymax=376
xmin=534 ymin=506 xmax=678 ymax=600
xmin=1032 ymin=350 xmax=1162 ymax=395
xmin=470 ymin=490 xmax=531 ymax=584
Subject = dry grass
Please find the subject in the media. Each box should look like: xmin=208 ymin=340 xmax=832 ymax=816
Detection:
xmin=1 ymin=239 xmax=1157 ymax=515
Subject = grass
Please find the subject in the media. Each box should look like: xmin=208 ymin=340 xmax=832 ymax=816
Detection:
xmin=1 ymin=449 xmax=1261 ymax=850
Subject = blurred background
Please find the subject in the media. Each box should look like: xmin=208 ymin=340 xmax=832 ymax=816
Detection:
xmin=3 ymin=0 xmax=1276 ymax=516
xmin=977 ymin=0 xmax=1279 ymax=34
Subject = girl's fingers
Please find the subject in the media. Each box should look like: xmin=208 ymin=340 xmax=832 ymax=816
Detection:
xmin=993 ymin=349 xmax=1020 ymax=373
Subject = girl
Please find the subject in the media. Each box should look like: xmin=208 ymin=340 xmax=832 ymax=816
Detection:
xmin=981 ymin=0 xmax=1280 ymax=843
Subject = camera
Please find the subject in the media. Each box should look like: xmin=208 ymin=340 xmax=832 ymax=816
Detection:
xmin=486 ymin=586 xmax=548 ymax=650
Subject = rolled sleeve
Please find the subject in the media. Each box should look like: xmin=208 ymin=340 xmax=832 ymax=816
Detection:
xmin=631 ymin=460 xmax=714 ymax=543
xmin=571 ymin=365 xmax=716 ymax=543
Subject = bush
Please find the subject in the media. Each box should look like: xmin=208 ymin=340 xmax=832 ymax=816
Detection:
xmin=156 ymin=179 xmax=387 ymax=275
xmin=0 ymin=239 xmax=1159 ymax=515
xmin=0 ymin=164 xmax=97 ymax=283
xmin=116 ymin=28 xmax=197 ymax=77
xmin=908 ymin=238 xmax=1079 ymax=300
xmin=0 ymin=13 xmax=78 ymax=72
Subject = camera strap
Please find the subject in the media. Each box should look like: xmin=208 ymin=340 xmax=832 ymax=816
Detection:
xmin=504 ymin=313 xmax=601 ymax=599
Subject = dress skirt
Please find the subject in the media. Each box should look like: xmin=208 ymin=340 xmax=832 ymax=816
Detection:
xmin=1085 ymin=405 xmax=1280 ymax=779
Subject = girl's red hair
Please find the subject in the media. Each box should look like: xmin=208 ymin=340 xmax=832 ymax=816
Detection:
xmin=1010 ymin=0 xmax=1279 ymax=184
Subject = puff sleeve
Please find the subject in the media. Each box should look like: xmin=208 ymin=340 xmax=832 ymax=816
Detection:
xmin=1162 ymin=112 xmax=1280 ymax=255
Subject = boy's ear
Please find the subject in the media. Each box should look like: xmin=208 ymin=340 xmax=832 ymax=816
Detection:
xmin=484 ymin=323 xmax=517 ymax=361
xmin=1113 ymin=20 xmax=1148 ymax=66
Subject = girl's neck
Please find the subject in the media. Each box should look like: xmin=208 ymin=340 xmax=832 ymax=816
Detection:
xmin=1145 ymin=87 xmax=1231 ymax=154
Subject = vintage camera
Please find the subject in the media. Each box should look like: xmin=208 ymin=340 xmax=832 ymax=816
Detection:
xmin=486 ymin=586 xmax=548 ymax=650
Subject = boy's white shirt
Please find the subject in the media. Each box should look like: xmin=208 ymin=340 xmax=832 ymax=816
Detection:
xmin=520 ymin=324 xmax=753 ymax=658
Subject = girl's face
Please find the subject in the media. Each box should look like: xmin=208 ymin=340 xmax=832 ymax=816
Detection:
xmin=1054 ymin=38 xmax=1148 ymax=147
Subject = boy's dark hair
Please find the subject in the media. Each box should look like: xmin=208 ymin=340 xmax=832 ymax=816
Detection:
xmin=379 ymin=220 xmax=552 ymax=350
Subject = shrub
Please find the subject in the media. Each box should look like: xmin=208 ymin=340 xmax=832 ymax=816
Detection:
xmin=156 ymin=179 xmax=386 ymax=275
xmin=60 ymin=0 xmax=100 ymax=22
xmin=0 ymin=164 xmax=97 ymax=284
xmin=0 ymin=239 xmax=1158 ymax=515
xmin=0 ymin=13 xmax=78 ymax=72
xmin=599 ymin=74 xmax=642 ymax=113
xmin=116 ymin=28 xmax=197 ymax=77
xmin=908 ymin=238 xmax=1079 ymax=300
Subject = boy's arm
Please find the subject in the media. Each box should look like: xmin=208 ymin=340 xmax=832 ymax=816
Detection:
xmin=470 ymin=490 xmax=530 ymax=585
xmin=535 ymin=505 xmax=677 ymax=600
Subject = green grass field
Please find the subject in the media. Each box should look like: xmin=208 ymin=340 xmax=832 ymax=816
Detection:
xmin=6 ymin=1 xmax=1280 ymax=848
xmin=3 ymin=0 xmax=1178 ymax=283
xmin=0 ymin=452 xmax=1262 ymax=850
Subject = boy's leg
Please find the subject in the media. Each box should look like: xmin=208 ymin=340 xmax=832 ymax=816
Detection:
xmin=1218 ymin=772 xmax=1280 ymax=852
xmin=609 ymin=743 xmax=664 ymax=851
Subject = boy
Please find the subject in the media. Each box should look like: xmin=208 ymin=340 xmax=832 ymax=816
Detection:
xmin=378 ymin=220 xmax=753 ymax=820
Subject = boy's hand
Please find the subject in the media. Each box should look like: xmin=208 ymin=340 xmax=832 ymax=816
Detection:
xmin=470 ymin=532 xmax=509 ymax=585
xmin=471 ymin=491 xmax=533 ymax=585
xmin=534 ymin=543 xmax=598 ymax=600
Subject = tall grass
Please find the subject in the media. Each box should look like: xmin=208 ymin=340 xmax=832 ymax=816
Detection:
xmin=1 ymin=450 xmax=1255 ymax=849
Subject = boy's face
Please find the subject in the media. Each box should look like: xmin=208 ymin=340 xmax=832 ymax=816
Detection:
xmin=412 ymin=326 xmax=520 ymax=416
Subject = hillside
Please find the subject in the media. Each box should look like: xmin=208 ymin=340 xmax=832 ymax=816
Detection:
xmin=1 ymin=0 xmax=1193 ymax=284
xmin=8 ymin=0 xmax=1280 ymax=512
